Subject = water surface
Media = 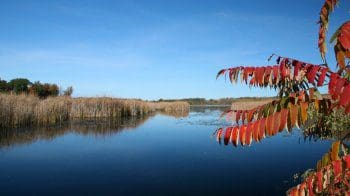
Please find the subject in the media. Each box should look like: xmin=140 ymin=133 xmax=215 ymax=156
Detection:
xmin=0 ymin=107 xmax=333 ymax=195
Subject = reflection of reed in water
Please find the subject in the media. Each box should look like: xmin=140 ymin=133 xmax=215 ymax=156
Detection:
xmin=0 ymin=110 xmax=188 ymax=148
xmin=157 ymin=110 xmax=189 ymax=118
xmin=0 ymin=115 xmax=153 ymax=148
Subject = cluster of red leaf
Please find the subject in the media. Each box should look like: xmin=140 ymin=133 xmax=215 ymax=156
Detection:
xmin=214 ymin=70 xmax=350 ymax=147
xmin=214 ymin=94 xmax=336 ymax=147
xmin=221 ymin=89 xmax=332 ymax=122
xmin=288 ymin=142 xmax=350 ymax=195
xmin=329 ymin=72 xmax=350 ymax=112
xmin=216 ymin=57 xmax=331 ymax=96
xmin=318 ymin=0 xmax=338 ymax=61
xmin=214 ymin=0 xmax=350 ymax=194
xmin=215 ymin=110 xmax=287 ymax=147
xmin=318 ymin=0 xmax=350 ymax=71
xmin=217 ymin=56 xmax=350 ymax=113
xmin=333 ymin=22 xmax=350 ymax=70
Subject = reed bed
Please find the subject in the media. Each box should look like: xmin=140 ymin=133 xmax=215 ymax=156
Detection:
xmin=147 ymin=101 xmax=189 ymax=112
xmin=0 ymin=94 xmax=190 ymax=128
xmin=231 ymin=98 xmax=275 ymax=110
xmin=70 ymin=98 xmax=151 ymax=119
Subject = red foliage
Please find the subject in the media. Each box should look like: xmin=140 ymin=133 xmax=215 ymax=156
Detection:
xmin=318 ymin=0 xmax=339 ymax=61
xmin=288 ymin=143 xmax=350 ymax=195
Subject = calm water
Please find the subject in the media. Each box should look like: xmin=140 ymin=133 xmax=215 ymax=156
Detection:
xmin=0 ymin=107 xmax=333 ymax=195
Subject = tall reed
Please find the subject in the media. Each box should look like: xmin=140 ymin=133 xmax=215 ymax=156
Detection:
xmin=70 ymin=98 xmax=151 ymax=119
xmin=231 ymin=98 xmax=275 ymax=110
xmin=0 ymin=94 xmax=190 ymax=128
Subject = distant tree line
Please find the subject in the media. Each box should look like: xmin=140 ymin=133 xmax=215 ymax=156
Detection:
xmin=157 ymin=97 xmax=276 ymax=105
xmin=0 ymin=77 xmax=73 ymax=98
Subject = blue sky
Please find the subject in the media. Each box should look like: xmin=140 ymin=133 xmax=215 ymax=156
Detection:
xmin=1 ymin=0 xmax=349 ymax=100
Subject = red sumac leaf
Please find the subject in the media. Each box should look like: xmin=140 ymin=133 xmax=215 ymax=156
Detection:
xmin=280 ymin=59 xmax=288 ymax=79
xmin=239 ymin=125 xmax=246 ymax=146
xmin=339 ymin=22 xmax=350 ymax=50
xmin=247 ymin=109 xmax=255 ymax=122
xmin=307 ymin=65 xmax=320 ymax=84
xmin=231 ymin=127 xmax=239 ymax=147
xmin=289 ymin=104 xmax=299 ymax=129
xmin=298 ymin=182 xmax=306 ymax=196
xmin=258 ymin=118 xmax=266 ymax=140
xmin=317 ymin=67 xmax=328 ymax=86
xmin=245 ymin=123 xmax=253 ymax=146
xmin=344 ymin=155 xmax=350 ymax=169
xmin=333 ymin=160 xmax=343 ymax=183
xmin=216 ymin=69 xmax=226 ymax=79
xmin=224 ymin=127 xmax=232 ymax=145
xmin=335 ymin=47 xmax=346 ymax=69
xmin=272 ymin=112 xmax=280 ymax=135
xmin=279 ymin=108 xmax=289 ymax=132
xmin=329 ymin=73 xmax=339 ymax=95
xmin=266 ymin=115 xmax=274 ymax=136
xmin=300 ymin=102 xmax=308 ymax=124
xmin=333 ymin=78 xmax=347 ymax=99
xmin=216 ymin=128 xmax=223 ymax=143
xmin=273 ymin=66 xmax=279 ymax=81
xmin=252 ymin=121 xmax=259 ymax=142
xmin=293 ymin=60 xmax=303 ymax=79
xmin=288 ymin=187 xmax=298 ymax=196
xmin=346 ymin=103 xmax=350 ymax=114
xmin=340 ymin=84 xmax=350 ymax=107
xmin=307 ymin=177 xmax=315 ymax=196
xmin=316 ymin=171 xmax=323 ymax=193
xmin=241 ymin=110 xmax=246 ymax=124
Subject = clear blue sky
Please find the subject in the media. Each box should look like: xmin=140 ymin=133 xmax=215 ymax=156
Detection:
xmin=1 ymin=0 xmax=349 ymax=100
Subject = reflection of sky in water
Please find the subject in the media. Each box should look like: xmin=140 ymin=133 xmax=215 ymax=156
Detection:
xmin=0 ymin=107 xmax=334 ymax=196
xmin=177 ymin=106 xmax=232 ymax=127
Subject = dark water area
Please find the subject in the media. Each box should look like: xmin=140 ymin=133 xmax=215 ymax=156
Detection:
xmin=0 ymin=107 xmax=333 ymax=195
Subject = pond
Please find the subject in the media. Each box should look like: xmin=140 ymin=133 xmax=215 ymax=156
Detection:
xmin=0 ymin=107 xmax=334 ymax=195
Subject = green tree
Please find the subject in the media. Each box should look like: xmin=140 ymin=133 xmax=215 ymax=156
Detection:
xmin=0 ymin=78 xmax=9 ymax=92
xmin=8 ymin=78 xmax=31 ymax=94
xmin=29 ymin=81 xmax=59 ymax=98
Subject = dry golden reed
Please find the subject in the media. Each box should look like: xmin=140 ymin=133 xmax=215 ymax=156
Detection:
xmin=0 ymin=94 xmax=189 ymax=128
xmin=231 ymin=98 xmax=275 ymax=110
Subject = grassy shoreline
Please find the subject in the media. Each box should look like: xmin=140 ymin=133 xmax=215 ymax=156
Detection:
xmin=0 ymin=94 xmax=189 ymax=128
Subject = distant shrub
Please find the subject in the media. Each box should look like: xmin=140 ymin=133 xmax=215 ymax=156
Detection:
xmin=29 ymin=81 xmax=59 ymax=98
xmin=8 ymin=78 xmax=31 ymax=94
xmin=63 ymin=86 xmax=73 ymax=96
